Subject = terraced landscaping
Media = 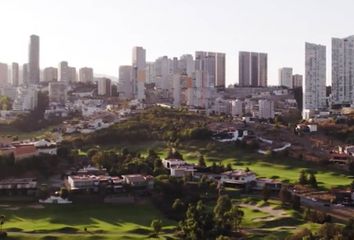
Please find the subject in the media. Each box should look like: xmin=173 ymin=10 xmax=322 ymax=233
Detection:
xmin=0 ymin=202 xmax=177 ymax=240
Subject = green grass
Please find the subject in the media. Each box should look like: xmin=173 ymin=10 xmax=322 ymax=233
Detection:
xmin=0 ymin=202 xmax=176 ymax=240
xmin=235 ymin=198 xmax=321 ymax=240
xmin=154 ymin=140 xmax=352 ymax=189
xmin=87 ymin=139 xmax=352 ymax=189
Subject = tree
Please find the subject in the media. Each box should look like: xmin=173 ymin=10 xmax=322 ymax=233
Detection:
xmin=304 ymin=208 xmax=312 ymax=221
xmin=279 ymin=186 xmax=292 ymax=206
xmin=226 ymin=205 xmax=244 ymax=233
xmin=179 ymin=201 xmax=216 ymax=240
xmin=87 ymin=148 xmax=99 ymax=160
xmin=262 ymin=185 xmax=270 ymax=203
xmin=60 ymin=187 xmax=69 ymax=199
xmin=91 ymin=151 xmax=104 ymax=168
xmin=172 ymin=198 xmax=185 ymax=211
xmin=214 ymin=195 xmax=232 ymax=220
xmin=151 ymin=219 xmax=162 ymax=236
xmin=308 ymin=172 xmax=318 ymax=188
xmin=298 ymin=170 xmax=308 ymax=185
xmin=291 ymin=195 xmax=301 ymax=210
xmin=198 ymin=155 xmax=206 ymax=167
xmin=0 ymin=96 xmax=11 ymax=110
xmin=287 ymin=228 xmax=313 ymax=240
xmin=342 ymin=217 xmax=354 ymax=240
xmin=317 ymin=223 xmax=343 ymax=240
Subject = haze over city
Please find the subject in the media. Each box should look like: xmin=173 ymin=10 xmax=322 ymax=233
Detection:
xmin=1 ymin=0 xmax=354 ymax=85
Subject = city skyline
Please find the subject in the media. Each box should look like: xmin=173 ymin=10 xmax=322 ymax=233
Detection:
xmin=1 ymin=0 xmax=354 ymax=85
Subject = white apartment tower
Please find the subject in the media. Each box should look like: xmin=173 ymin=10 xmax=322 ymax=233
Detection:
xmin=132 ymin=47 xmax=146 ymax=100
xmin=279 ymin=67 xmax=293 ymax=88
xmin=305 ymin=42 xmax=326 ymax=110
xmin=259 ymin=99 xmax=274 ymax=119
xmin=79 ymin=67 xmax=94 ymax=83
xmin=332 ymin=35 xmax=354 ymax=105
xmin=292 ymin=74 xmax=303 ymax=88
xmin=118 ymin=65 xmax=133 ymax=99
xmin=43 ymin=67 xmax=58 ymax=82
xmin=58 ymin=61 xmax=70 ymax=82
xmin=98 ymin=78 xmax=112 ymax=96
xmin=11 ymin=63 xmax=19 ymax=86
xmin=28 ymin=35 xmax=40 ymax=84
xmin=179 ymin=54 xmax=195 ymax=77
xmin=239 ymin=51 xmax=268 ymax=87
xmin=0 ymin=63 xmax=8 ymax=86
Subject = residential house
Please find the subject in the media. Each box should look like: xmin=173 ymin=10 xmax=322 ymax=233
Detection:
xmin=0 ymin=178 xmax=37 ymax=196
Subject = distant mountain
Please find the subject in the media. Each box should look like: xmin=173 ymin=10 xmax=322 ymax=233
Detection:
xmin=94 ymin=74 xmax=118 ymax=82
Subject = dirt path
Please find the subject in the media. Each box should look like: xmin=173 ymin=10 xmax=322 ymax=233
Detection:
xmin=240 ymin=203 xmax=289 ymax=221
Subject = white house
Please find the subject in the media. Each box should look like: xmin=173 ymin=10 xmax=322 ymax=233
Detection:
xmin=162 ymin=159 xmax=187 ymax=169
xmin=220 ymin=170 xmax=257 ymax=185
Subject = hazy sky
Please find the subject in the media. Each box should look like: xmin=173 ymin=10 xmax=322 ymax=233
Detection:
xmin=1 ymin=0 xmax=354 ymax=85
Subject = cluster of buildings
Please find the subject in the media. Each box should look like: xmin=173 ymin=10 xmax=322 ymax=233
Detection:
xmin=0 ymin=139 xmax=58 ymax=161
xmin=65 ymin=166 xmax=154 ymax=196
xmin=161 ymin=158 xmax=282 ymax=191
xmin=3 ymin=33 xmax=354 ymax=122
xmin=0 ymin=178 xmax=38 ymax=197
xmin=118 ymin=47 xmax=300 ymax=120
xmin=0 ymin=35 xmax=115 ymax=117
xmin=302 ymin=36 xmax=354 ymax=118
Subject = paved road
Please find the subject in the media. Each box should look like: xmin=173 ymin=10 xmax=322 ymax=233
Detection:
xmin=300 ymin=196 xmax=354 ymax=222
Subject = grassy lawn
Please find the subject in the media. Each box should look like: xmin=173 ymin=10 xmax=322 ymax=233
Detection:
xmin=231 ymin=198 xmax=321 ymax=240
xmin=83 ymin=139 xmax=352 ymax=189
xmin=156 ymin=140 xmax=352 ymax=189
xmin=0 ymin=202 xmax=177 ymax=240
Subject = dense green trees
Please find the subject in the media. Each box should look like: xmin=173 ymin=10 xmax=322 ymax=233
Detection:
xmin=88 ymin=148 xmax=167 ymax=176
xmin=84 ymin=107 xmax=214 ymax=145
xmin=298 ymin=170 xmax=318 ymax=188
xmin=0 ymin=96 xmax=11 ymax=110
xmin=178 ymin=195 xmax=244 ymax=239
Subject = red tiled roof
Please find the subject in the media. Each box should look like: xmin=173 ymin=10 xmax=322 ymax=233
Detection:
xmin=15 ymin=145 xmax=37 ymax=156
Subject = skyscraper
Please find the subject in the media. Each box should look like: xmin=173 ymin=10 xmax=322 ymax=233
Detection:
xmin=11 ymin=62 xmax=19 ymax=86
xmin=194 ymin=51 xmax=225 ymax=108
xmin=332 ymin=35 xmax=354 ymax=105
xmin=178 ymin=54 xmax=195 ymax=77
xmin=58 ymin=61 xmax=76 ymax=83
xmin=0 ymin=63 xmax=8 ymax=86
xmin=118 ymin=65 xmax=133 ymax=99
xmin=98 ymin=78 xmax=112 ymax=96
xmin=43 ymin=67 xmax=58 ymax=82
xmin=22 ymin=63 xmax=28 ymax=85
xmin=239 ymin=51 xmax=268 ymax=87
xmin=305 ymin=42 xmax=326 ymax=110
xmin=292 ymin=74 xmax=303 ymax=88
xmin=132 ymin=47 xmax=146 ymax=100
xmin=154 ymin=56 xmax=171 ymax=90
xmin=279 ymin=67 xmax=293 ymax=88
xmin=215 ymin=53 xmax=226 ymax=88
xmin=28 ymin=34 xmax=40 ymax=84
xmin=58 ymin=61 xmax=69 ymax=82
xmin=79 ymin=67 xmax=93 ymax=83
